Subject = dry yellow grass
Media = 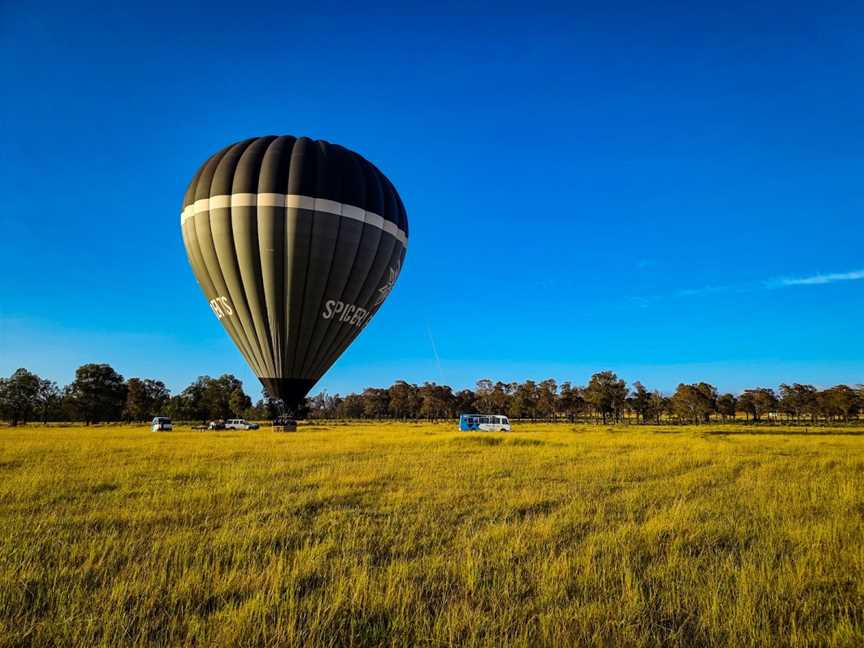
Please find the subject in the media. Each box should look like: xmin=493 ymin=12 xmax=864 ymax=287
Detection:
xmin=1 ymin=422 xmax=862 ymax=647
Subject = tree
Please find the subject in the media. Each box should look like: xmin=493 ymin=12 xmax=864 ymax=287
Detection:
xmin=716 ymin=393 xmax=737 ymax=422
xmin=229 ymin=388 xmax=252 ymax=418
xmin=779 ymin=384 xmax=817 ymax=423
xmin=536 ymin=379 xmax=558 ymax=420
xmin=307 ymin=391 xmax=340 ymax=419
xmin=166 ymin=393 xmax=195 ymax=421
xmin=65 ymin=364 xmax=127 ymax=424
xmin=35 ymin=378 xmax=62 ymax=424
xmin=817 ymin=385 xmax=859 ymax=422
xmin=738 ymin=388 xmax=778 ymax=423
xmin=123 ymin=378 xmax=170 ymax=422
xmin=203 ymin=375 xmax=246 ymax=420
xmin=859 ymin=386 xmax=864 ymax=420
xmin=0 ymin=368 xmax=42 ymax=425
xmin=559 ymin=382 xmax=585 ymax=421
xmin=475 ymin=379 xmax=494 ymax=413
xmin=629 ymin=382 xmax=652 ymax=424
xmin=171 ymin=377 xmax=209 ymax=422
xmin=163 ymin=374 xmax=249 ymax=422
xmin=489 ymin=382 xmax=513 ymax=414
xmin=670 ymin=384 xmax=715 ymax=424
xmin=509 ymin=381 xmax=538 ymax=420
xmin=649 ymin=390 xmax=669 ymax=424
xmin=388 ymin=381 xmax=419 ymax=419
xmin=362 ymin=388 xmax=389 ymax=419
xmin=754 ymin=388 xmax=779 ymax=422
xmin=694 ymin=383 xmax=718 ymax=423
xmin=337 ymin=393 xmax=365 ymax=419
xmin=584 ymin=371 xmax=628 ymax=423
xmin=418 ymin=383 xmax=453 ymax=421
xmin=453 ymin=389 xmax=476 ymax=415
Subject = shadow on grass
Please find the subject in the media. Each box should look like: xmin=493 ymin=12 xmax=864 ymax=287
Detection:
xmin=450 ymin=435 xmax=504 ymax=446
xmin=509 ymin=438 xmax=545 ymax=447
xmin=90 ymin=482 xmax=120 ymax=494
xmin=704 ymin=429 xmax=864 ymax=436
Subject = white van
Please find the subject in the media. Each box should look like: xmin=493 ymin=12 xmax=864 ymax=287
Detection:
xmin=459 ymin=414 xmax=511 ymax=432
xmin=152 ymin=416 xmax=173 ymax=432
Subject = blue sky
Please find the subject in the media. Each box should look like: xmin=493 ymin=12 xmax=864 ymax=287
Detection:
xmin=2 ymin=1 xmax=862 ymax=397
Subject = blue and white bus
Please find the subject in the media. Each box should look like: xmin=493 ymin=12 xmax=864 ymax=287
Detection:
xmin=459 ymin=413 xmax=511 ymax=432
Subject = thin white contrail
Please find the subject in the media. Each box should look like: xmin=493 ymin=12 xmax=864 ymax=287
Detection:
xmin=426 ymin=325 xmax=443 ymax=382
xmin=772 ymin=269 xmax=864 ymax=287
xmin=629 ymin=267 xmax=864 ymax=307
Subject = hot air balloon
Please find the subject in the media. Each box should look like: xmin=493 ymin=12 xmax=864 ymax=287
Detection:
xmin=180 ymin=136 xmax=408 ymax=414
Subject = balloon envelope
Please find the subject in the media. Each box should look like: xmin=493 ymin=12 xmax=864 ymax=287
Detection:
xmin=180 ymin=136 xmax=408 ymax=410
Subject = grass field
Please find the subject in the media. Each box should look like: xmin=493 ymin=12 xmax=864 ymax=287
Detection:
xmin=1 ymin=422 xmax=862 ymax=647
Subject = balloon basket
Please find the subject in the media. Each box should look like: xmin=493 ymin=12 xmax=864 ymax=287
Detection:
xmin=272 ymin=417 xmax=297 ymax=432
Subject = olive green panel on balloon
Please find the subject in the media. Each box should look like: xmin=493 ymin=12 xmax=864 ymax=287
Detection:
xmin=183 ymin=206 xmax=264 ymax=377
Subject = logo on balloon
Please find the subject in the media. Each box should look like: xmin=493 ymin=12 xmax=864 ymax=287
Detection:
xmin=209 ymin=296 xmax=233 ymax=320
xmin=322 ymin=300 xmax=370 ymax=328
xmin=373 ymin=263 xmax=401 ymax=307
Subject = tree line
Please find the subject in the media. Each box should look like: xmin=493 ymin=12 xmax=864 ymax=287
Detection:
xmin=308 ymin=373 xmax=862 ymax=424
xmin=0 ymin=365 xmax=258 ymax=426
xmin=1 ymin=365 xmax=860 ymax=426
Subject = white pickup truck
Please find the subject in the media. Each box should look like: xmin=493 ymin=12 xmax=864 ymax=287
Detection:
xmin=224 ymin=418 xmax=259 ymax=430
